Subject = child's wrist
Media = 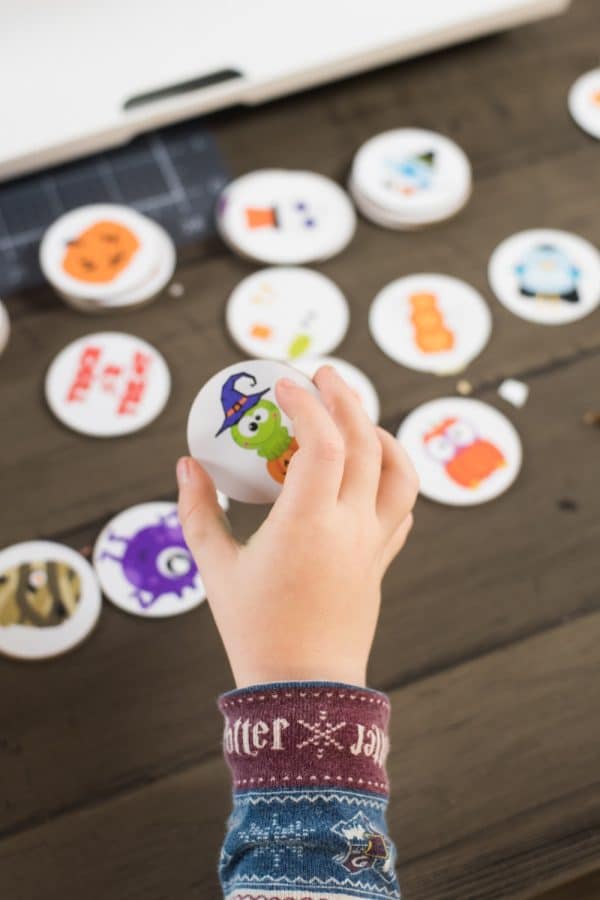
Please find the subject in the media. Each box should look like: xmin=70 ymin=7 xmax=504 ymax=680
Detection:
xmin=232 ymin=661 xmax=367 ymax=690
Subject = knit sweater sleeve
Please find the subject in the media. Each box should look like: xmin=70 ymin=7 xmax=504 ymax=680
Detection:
xmin=218 ymin=681 xmax=401 ymax=900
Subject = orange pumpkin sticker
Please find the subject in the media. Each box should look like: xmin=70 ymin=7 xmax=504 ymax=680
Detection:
xmin=62 ymin=220 xmax=140 ymax=284
xmin=410 ymin=292 xmax=455 ymax=353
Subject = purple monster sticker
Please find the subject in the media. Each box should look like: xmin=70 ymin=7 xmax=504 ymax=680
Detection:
xmin=93 ymin=503 xmax=206 ymax=617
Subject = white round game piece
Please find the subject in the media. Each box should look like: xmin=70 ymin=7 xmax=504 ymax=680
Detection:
xmin=45 ymin=332 xmax=171 ymax=437
xmin=369 ymin=274 xmax=492 ymax=374
xmin=488 ymin=229 xmax=600 ymax=325
xmin=93 ymin=499 xmax=226 ymax=618
xmin=398 ymin=397 xmax=522 ymax=506
xmin=0 ymin=300 xmax=9 ymax=356
xmin=58 ymin=221 xmax=177 ymax=314
xmin=40 ymin=204 xmax=160 ymax=302
xmin=293 ymin=356 xmax=380 ymax=423
xmin=226 ymin=267 xmax=350 ymax=362
xmin=350 ymin=129 xmax=472 ymax=228
xmin=187 ymin=359 xmax=319 ymax=504
xmin=216 ymin=169 xmax=356 ymax=264
xmin=0 ymin=541 xmax=101 ymax=660
xmin=568 ymin=68 xmax=600 ymax=140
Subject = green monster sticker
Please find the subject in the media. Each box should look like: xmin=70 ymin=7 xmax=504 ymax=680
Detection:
xmin=216 ymin=373 xmax=298 ymax=484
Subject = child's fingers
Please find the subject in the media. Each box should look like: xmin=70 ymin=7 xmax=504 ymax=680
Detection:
xmin=274 ymin=377 xmax=345 ymax=514
xmin=381 ymin=512 xmax=414 ymax=569
xmin=376 ymin=427 xmax=419 ymax=532
xmin=176 ymin=457 xmax=239 ymax=585
xmin=314 ymin=366 xmax=382 ymax=506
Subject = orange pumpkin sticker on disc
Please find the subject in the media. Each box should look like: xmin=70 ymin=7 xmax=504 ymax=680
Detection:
xmin=63 ymin=220 xmax=140 ymax=284
xmin=409 ymin=291 xmax=455 ymax=353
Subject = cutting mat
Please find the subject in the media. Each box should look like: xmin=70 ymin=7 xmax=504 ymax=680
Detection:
xmin=0 ymin=120 xmax=228 ymax=297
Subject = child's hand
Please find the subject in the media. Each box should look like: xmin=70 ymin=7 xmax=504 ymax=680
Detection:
xmin=177 ymin=366 xmax=418 ymax=688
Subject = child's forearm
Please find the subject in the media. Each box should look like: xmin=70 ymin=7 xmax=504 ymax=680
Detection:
xmin=218 ymin=681 xmax=401 ymax=900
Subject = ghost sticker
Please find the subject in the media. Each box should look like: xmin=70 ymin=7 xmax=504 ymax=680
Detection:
xmin=0 ymin=541 xmax=101 ymax=660
xmin=397 ymin=397 xmax=522 ymax=506
xmin=215 ymin=372 xmax=298 ymax=485
xmin=187 ymin=359 xmax=319 ymax=504
xmin=226 ymin=267 xmax=349 ymax=362
xmin=216 ymin=170 xmax=356 ymax=265
xmin=384 ymin=151 xmax=435 ymax=195
xmin=369 ymin=274 xmax=491 ymax=374
xmin=489 ymin=229 xmax=600 ymax=325
xmin=93 ymin=502 xmax=226 ymax=617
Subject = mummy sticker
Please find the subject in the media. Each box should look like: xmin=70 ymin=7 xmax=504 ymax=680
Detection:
xmin=568 ymin=68 xmax=600 ymax=140
xmin=0 ymin=541 xmax=101 ymax=660
xmin=226 ymin=268 xmax=350 ymax=362
xmin=187 ymin=360 xmax=319 ymax=503
xmin=45 ymin=332 xmax=171 ymax=437
xmin=216 ymin=169 xmax=356 ymax=264
xmin=349 ymin=129 xmax=472 ymax=228
xmin=488 ymin=229 xmax=600 ymax=325
xmin=93 ymin=499 xmax=227 ymax=618
xmin=369 ymin=275 xmax=492 ymax=374
xmin=398 ymin=398 xmax=522 ymax=506
xmin=293 ymin=356 xmax=380 ymax=423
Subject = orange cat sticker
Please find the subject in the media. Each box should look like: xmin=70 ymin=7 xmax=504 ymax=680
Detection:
xmin=63 ymin=220 xmax=140 ymax=284
xmin=410 ymin=292 xmax=455 ymax=353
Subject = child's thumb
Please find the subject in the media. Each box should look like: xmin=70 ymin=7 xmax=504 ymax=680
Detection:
xmin=176 ymin=457 xmax=238 ymax=579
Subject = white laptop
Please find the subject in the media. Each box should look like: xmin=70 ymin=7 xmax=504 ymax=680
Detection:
xmin=0 ymin=0 xmax=569 ymax=182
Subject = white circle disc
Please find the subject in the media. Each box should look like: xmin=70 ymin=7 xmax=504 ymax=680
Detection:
xmin=216 ymin=169 xmax=356 ymax=264
xmin=0 ymin=541 xmax=101 ymax=660
xmin=369 ymin=274 xmax=492 ymax=374
xmin=292 ymin=356 xmax=380 ymax=423
xmin=0 ymin=300 xmax=9 ymax=356
xmin=398 ymin=397 xmax=522 ymax=506
xmin=187 ymin=359 xmax=319 ymax=504
xmin=45 ymin=332 xmax=171 ymax=437
xmin=568 ymin=68 xmax=600 ymax=140
xmin=40 ymin=204 xmax=159 ymax=301
xmin=350 ymin=129 xmax=472 ymax=226
xmin=226 ymin=267 xmax=350 ymax=362
xmin=93 ymin=501 xmax=223 ymax=618
xmin=488 ymin=229 xmax=600 ymax=325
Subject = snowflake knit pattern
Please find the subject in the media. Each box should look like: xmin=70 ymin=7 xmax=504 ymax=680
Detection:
xmin=219 ymin=682 xmax=401 ymax=900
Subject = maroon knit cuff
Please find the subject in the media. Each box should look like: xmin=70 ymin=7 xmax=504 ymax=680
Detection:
xmin=219 ymin=682 xmax=390 ymax=796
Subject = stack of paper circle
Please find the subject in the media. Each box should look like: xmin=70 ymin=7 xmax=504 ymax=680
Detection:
xmin=0 ymin=299 xmax=9 ymax=356
xmin=349 ymin=128 xmax=472 ymax=229
xmin=216 ymin=169 xmax=356 ymax=264
xmin=40 ymin=204 xmax=176 ymax=313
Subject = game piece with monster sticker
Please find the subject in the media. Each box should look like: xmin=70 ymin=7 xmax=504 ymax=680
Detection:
xmin=569 ymin=68 xmax=600 ymax=140
xmin=187 ymin=360 xmax=320 ymax=503
xmin=93 ymin=499 xmax=228 ymax=618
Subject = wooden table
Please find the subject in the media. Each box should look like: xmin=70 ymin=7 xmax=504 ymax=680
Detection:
xmin=1 ymin=2 xmax=599 ymax=897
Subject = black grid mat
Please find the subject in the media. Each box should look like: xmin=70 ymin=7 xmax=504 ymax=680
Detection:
xmin=0 ymin=120 xmax=229 ymax=297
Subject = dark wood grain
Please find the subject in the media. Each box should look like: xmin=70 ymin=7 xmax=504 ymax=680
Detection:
xmin=1 ymin=0 xmax=600 ymax=897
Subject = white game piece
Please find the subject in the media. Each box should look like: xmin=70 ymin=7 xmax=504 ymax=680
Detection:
xmin=568 ymin=68 xmax=600 ymax=140
xmin=226 ymin=267 xmax=350 ymax=362
xmin=0 ymin=541 xmax=101 ymax=660
xmin=293 ymin=356 xmax=380 ymax=423
xmin=216 ymin=169 xmax=356 ymax=264
xmin=0 ymin=300 xmax=9 ymax=356
xmin=45 ymin=332 xmax=171 ymax=437
xmin=350 ymin=129 xmax=472 ymax=229
xmin=498 ymin=378 xmax=529 ymax=408
xmin=187 ymin=359 xmax=319 ymax=504
xmin=488 ymin=229 xmax=600 ymax=325
xmin=93 ymin=499 xmax=226 ymax=618
xmin=369 ymin=274 xmax=491 ymax=374
xmin=40 ymin=204 xmax=159 ymax=302
xmin=398 ymin=397 xmax=522 ymax=506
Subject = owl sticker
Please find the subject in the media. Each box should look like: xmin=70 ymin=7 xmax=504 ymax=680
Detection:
xmin=423 ymin=417 xmax=506 ymax=490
